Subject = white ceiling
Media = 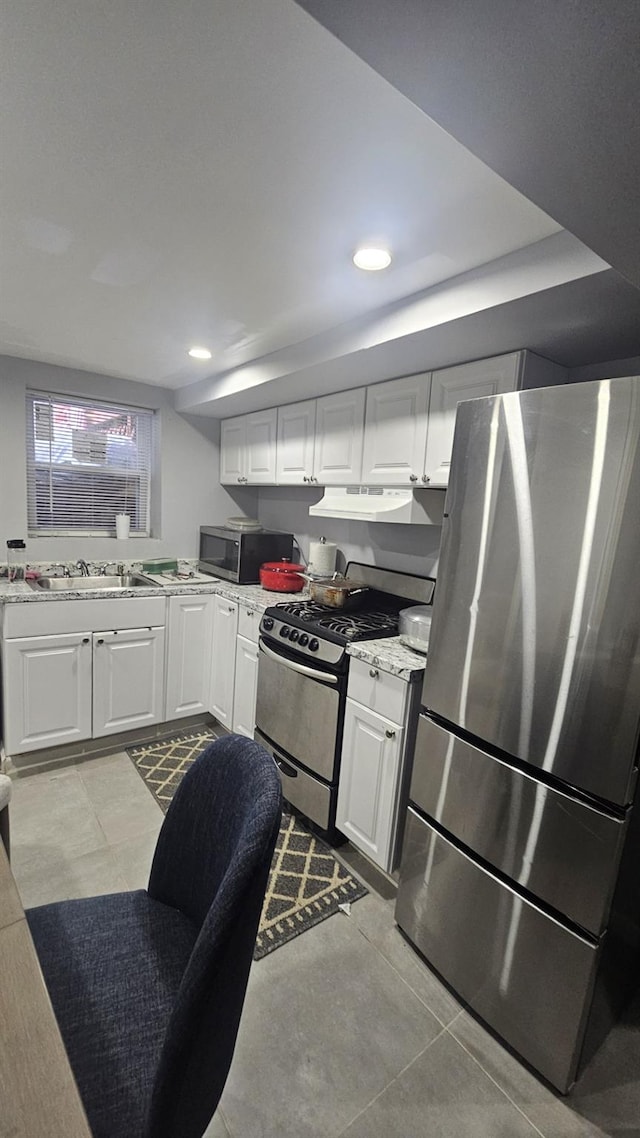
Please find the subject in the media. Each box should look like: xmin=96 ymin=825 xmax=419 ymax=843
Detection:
xmin=0 ymin=0 xmax=564 ymax=391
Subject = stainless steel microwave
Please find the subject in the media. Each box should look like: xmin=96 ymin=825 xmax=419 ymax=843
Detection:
xmin=198 ymin=526 xmax=294 ymax=584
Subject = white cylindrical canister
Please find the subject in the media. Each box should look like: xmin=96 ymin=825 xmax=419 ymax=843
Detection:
xmin=115 ymin=513 xmax=131 ymax=540
xmin=308 ymin=537 xmax=337 ymax=577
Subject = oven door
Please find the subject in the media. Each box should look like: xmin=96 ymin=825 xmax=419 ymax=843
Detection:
xmin=256 ymin=638 xmax=342 ymax=783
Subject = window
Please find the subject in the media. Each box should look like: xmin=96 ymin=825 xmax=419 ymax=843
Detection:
xmin=26 ymin=391 xmax=154 ymax=536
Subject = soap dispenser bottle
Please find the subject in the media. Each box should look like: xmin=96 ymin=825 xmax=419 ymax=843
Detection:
xmin=6 ymin=538 xmax=26 ymax=582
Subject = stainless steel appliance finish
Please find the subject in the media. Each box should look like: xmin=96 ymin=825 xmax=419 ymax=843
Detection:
xmin=256 ymin=562 xmax=434 ymax=834
xmin=396 ymin=808 xmax=599 ymax=1092
xmin=256 ymin=643 xmax=340 ymax=783
xmin=411 ymin=715 xmax=625 ymax=935
xmin=422 ymin=380 xmax=640 ymax=806
xmin=198 ymin=525 xmax=293 ymax=584
xmin=255 ymin=730 xmax=333 ymax=830
xmin=397 ymin=376 xmax=640 ymax=1093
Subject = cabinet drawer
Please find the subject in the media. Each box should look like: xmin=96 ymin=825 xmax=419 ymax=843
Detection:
xmin=347 ymin=657 xmax=407 ymax=724
xmin=238 ymin=604 xmax=261 ymax=644
xmin=3 ymin=596 xmax=167 ymax=638
xmin=411 ymin=715 xmax=626 ymax=935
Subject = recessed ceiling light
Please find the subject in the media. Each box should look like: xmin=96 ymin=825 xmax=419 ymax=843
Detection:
xmin=188 ymin=346 xmax=212 ymax=360
xmin=353 ymin=247 xmax=392 ymax=271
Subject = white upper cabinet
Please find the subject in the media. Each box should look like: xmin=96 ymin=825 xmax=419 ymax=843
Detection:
xmin=220 ymin=409 xmax=277 ymax=484
xmin=361 ymin=373 xmax=431 ymax=485
xmin=245 ymin=409 xmax=278 ymax=482
xmin=219 ymin=418 xmax=245 ymax=484
xmin=424 ymin=354 xmax=523 ymax=487
xmin=314 ymin=388 xmax=365 ymax=486
xmin=276 ymin=400 xmax=317 ymax=485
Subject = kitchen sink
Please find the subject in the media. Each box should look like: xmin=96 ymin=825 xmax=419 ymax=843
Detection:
xmin=28 ymin=573 xmax=156 ymax=591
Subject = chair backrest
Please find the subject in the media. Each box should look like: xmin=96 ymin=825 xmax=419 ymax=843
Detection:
xmin=145 ymin=733 xmax=282 ymax=1138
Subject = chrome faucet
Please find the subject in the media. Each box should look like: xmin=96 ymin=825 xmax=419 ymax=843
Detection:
xmin=76 ymin=559 xmax=90 ymax=577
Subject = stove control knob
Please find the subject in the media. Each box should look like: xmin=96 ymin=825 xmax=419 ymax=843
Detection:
xmin=279 ymin=625 xmax=290 ymax=638
xmin=298 ymin=633 xmax=309 ymax=647
xmin=289 ymin=629 xmax=299 ymax=642
xmin=262 ymin=617 xmax=274 ymax=631
xmin=308 ymin=637 xmax=319 ymax=652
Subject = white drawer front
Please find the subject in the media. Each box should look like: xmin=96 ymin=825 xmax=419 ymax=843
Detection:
xmin=347 ymin=657 xmax=407 ymax=724
xmin=238 ymin=604 xmax=261 ymax=644
xmin=3 ymin=596 xmax=167 ymax=638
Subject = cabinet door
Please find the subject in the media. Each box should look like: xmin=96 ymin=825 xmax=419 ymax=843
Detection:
xmin=232 ymin=634 xmax=259 ymax=738
xmin=314 ymin=388 xmax=365 ymax=485
xmin=92 ymin=627 xmax=166 ymax=737
xmin=276 ymin=400 xmax=316 ymax=484
xmin=210 ymin=596 xmax=239 ymax=728
xmin=361 ymin=373 xmax=431 ymax=485
xmin=2 ymin=633 xmax=92 ymax=755
xmin=245 ymin=409 xmax=277 ymax=483
xmin=165 ymin=594 xmax=215 ymax=720
xmin=220 ymin=417 xmax=246 ymax=485
xmin=336 ymin=700 xmax=404 ymax=872
xmin=424 ymin=355 xmax=521 ymax=486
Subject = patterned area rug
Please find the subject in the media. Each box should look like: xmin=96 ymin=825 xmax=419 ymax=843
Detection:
xmin=127 ymin=728 xmax=367 ymax=959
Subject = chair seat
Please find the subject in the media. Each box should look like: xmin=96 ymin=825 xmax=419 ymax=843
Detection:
xmin=27 ymin=890 xmax=198 ymax=1138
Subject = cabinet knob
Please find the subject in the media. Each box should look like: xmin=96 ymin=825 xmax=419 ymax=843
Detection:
xmin=369 ymin=668 xmax=379 ymax=679
xmin=96 ymin=638 xmax=104 ymax=645
xmin=422 ymin=474 xmax=430 ymax=483
xmin=82 ymin=637 xmax=90 ymax=644
xmin=303 ymin=475 xmax=309 ymax=482
xmin=247 ymin=609 xmax=254 ymax=617
xmin=385 ymin=729 xmax=396 ymax=739
xmin=409 ymin=474 xmax=418 ymax=483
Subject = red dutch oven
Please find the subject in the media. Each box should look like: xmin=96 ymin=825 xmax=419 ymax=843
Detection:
xmin=259 ymin=559 xmax=306 ymax=592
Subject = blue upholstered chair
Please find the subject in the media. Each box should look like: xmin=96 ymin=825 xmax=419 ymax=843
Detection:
xmin=26 ymin=735 xmax=282 ymax=1138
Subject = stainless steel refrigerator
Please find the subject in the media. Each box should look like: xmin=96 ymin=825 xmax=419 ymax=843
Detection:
xmin=395 ymin=376 xmax=640 ymax=1093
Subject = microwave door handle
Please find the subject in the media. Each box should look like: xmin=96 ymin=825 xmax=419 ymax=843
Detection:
xmin=259 ymin=640 xmax=339 ymax=685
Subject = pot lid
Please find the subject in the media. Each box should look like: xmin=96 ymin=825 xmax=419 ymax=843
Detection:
xmin=261 ymin=560 xmax=305 ymax=572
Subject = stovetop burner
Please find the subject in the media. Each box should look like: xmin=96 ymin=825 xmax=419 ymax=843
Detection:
xmin=270 ymin=598 xmax=400 ymax=642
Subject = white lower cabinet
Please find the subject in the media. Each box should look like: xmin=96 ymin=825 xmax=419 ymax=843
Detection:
xmin=92 ymin=627 xmax=165 ymax=738
xmin=165 ymin=594 xmax=215 ymax=720
xmin=210 ymin=595 xmax=239 ymax=728
xmin=2 ymin=632 xmax=93 ymax=754
xmin=232 ymin=635 xmax=259 ymax=738
xmin=337 ymin=699 xmax=404 ymax=872
xmin=1 ymin=596 xmax=168 ymax=757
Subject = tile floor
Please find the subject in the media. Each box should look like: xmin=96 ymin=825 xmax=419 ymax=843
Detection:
xmin=8 ymin=750 xmax=640 ymax=1138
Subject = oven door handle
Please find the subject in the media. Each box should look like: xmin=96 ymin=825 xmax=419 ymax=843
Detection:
xmin=259 ymin=639 xmax=339 ymax=685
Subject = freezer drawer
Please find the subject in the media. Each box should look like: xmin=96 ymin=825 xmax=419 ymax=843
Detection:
xmin=396 ymin=808 xmax=599 ymax=1092
xmin=411 ymin=715 xmax=626 ymax=935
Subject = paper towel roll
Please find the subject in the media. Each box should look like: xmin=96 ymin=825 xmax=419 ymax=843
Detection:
xmin=309 ymin=538 xmax=337 ymax=577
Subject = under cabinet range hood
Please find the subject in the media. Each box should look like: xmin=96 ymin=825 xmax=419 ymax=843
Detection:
xmin=309 ymin=487 xmax=445 ymax=525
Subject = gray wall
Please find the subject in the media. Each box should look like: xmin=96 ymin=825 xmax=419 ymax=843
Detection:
xmin=0 ymin=355 xmax=257 ymax=564
xmin=257 ymin=486 xmax=442 ymax=578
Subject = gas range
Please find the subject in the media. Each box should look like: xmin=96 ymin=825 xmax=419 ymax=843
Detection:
xmin=255 ymin=563 xmax=436 ymax=837
xmin=260 ymin=597 xmax=403 ymax=667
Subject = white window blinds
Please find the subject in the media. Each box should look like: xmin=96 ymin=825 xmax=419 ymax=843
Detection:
xmin=26 ymin=391 xmax=154 ymax=536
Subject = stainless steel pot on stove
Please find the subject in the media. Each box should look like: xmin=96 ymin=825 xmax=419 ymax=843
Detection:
xmin=302 ymin=572 xmax=371 ymax=610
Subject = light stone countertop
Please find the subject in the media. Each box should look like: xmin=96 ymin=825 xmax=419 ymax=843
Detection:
xmin=347 ymin=636 xmax=427 ymax=680
xmin=0 ymin=574 xmax=309 ymax=610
